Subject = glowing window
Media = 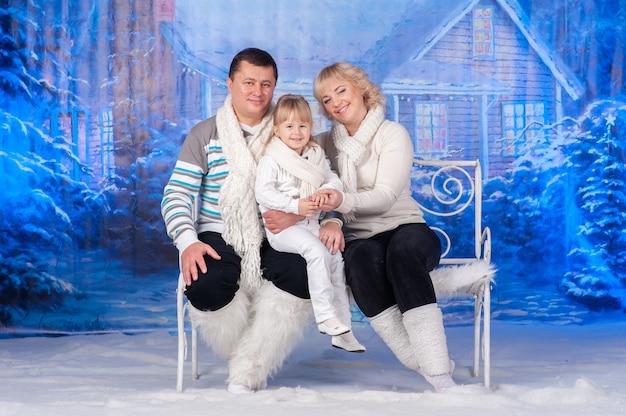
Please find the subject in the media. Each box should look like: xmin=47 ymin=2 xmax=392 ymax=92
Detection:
xmin=415 ymin=102 xmax=448 ymax=153
xmin=473 ymin=7 xmax=494 ymax=59
xmin=502 ymin=102 xmax=545 ymax=156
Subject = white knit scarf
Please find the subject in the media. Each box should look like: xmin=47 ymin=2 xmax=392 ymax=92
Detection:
xmin=264 ymin=138 xmax=327 ymax=198
xmin=332 ymin=105 xmax=385 ymax=222
xmin=217 ymin=94 xmax=274 ymax=293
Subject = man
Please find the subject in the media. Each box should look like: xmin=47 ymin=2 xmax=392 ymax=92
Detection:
xmin=162 ymin=48 xmax=321 ymax=393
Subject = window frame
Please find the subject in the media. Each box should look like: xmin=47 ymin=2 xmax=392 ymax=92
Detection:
xmin=51 ymin=107 xmax=89 ymax=181
xmin=472 ymin=6 xmax=495 ymax=60
xmin=501 ymin=101 xmax=546 ymax=156
xmin=99 ymin=108 xmax=115 ymax=179
xmin=414 ymin=101 xmax=449 ymax=155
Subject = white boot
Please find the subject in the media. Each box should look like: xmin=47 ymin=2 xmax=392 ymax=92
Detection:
xmin=369 ymin=305 xmax=420 ymax=371
xmin=403 ymin=303 xmax=456 ymax=391
xmin=187 ymin=290 xmax=250 ymax=361
xmin=227 ymin=282 xmax=312 ymax=392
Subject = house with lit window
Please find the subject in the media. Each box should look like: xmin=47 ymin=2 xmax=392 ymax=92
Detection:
xmin=162 ymin=0 xmax=584 ymax=178
xmin=33 ymin=0 xmax=585 ymax=188
xmin=365 ymin=0 xmax=584 ymax=175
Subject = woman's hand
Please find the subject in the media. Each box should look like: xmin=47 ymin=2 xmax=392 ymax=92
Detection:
xmin=316 ymin=188 xmax=343 ymax=212
xmin=310 ymin=191 xmax=329 ymax=208
xmin=263 ymin=210 xmax=303 ymax=234
xmin=319 ymin=221 xmax=345 ymax=254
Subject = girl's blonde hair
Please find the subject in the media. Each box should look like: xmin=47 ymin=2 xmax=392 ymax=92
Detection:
xmin=313 ymin=62 xmax=386 ymax=118
xmin=273 ymin=94 xmax=313 ymax=127
xmin=265 ymin=94 xmax=317 ymax=153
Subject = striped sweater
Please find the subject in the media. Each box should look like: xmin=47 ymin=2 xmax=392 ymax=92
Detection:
xmin=161 ymin=116 xmax=263 ymax=253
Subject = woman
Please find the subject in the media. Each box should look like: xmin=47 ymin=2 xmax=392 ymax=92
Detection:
xmin=313 ymin=62 xmax=456 ymax=392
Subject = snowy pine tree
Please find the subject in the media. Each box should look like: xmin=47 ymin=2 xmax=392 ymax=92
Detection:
xmin=560 ymin=100 xmax=626 ymax=311
xmin=0 ymin=4 xmax=107 ymax=327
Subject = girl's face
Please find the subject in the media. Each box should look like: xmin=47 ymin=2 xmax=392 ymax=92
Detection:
xmin=319 ymin=77 xmax=367 ymax=135
xmin=273 ymin=116 xmax=311 ymax=155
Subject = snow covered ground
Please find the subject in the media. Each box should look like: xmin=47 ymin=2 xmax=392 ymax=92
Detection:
xmin=1 ymin=319 xmax=625 ymax=416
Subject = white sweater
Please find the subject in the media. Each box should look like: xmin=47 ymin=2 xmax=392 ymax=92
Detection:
xmin=318 ymin=120 xmax=425 ymax=242
xmin=255 ymin=146 xmax=343 ymax=217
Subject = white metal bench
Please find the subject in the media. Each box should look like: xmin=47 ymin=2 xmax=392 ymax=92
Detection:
xmin=412 ymin=158 xmax=495 ymax=388
xmin=176 ymin=269 xmax=197 ymax=392
xmin=175 ymin=159 xmax=495 ymax=392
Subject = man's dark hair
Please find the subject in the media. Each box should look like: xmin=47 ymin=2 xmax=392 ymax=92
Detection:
xmin=228 ymin=48 xmax=278 ymax=81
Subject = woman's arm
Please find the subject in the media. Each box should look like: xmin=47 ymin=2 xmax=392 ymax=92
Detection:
xmin=339 ymin=122 xmax=414 ymax=215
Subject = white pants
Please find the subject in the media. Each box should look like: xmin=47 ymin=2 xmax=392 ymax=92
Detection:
xmin=266 ymin=219 xmax=351 ymax=326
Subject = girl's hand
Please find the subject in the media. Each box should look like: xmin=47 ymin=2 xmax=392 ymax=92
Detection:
xmin=298 ymin=198 xmax=318 ymax=218
xmin=316 ymin=189 xmax=343 ymax=211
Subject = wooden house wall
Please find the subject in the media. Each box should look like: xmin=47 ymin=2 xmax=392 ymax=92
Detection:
xmin=62 ymin=0 xmax=203 ymax=186
xmin=413 ymin=3 xmax=559 ymax=175
xmin=397 ymin=96 xmax=481 ymax=160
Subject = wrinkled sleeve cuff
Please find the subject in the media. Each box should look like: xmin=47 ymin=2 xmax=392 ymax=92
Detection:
xmin=320 ymin=217 xmax=343 ymax=228
xmin=337 ymin=192 xmax=354 ymax=215
xmin=175 ymin=229 xmax=200 ymax=254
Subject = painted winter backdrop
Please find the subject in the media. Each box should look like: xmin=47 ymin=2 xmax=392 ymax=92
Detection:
xmin=0 ymin=0 xmax=625 ymax=336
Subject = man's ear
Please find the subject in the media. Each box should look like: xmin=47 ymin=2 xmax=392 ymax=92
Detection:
xmin=226 ymin=77 xmax=233 ymax=92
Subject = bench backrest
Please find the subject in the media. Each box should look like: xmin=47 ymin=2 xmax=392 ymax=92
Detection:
xmin=411 ymin=159 xmax=491 ymax=265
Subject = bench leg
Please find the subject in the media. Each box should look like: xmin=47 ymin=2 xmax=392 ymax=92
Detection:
xmin=483 ymin=282 xmax=491 ymax=389
xmin=473 ymin=281 xmax=492 ymax=389
xmin=473 ymin=290 xmax=482 ymax=379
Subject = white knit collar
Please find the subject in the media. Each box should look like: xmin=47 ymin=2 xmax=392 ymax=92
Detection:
xmin=332 ymin=105 xmax=385 ymax=222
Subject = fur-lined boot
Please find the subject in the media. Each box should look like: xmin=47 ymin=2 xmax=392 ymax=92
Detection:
xmin=369 ymin=305 xmax=420 ymax=371
xmin=403 ymin=303 xmax=456 ymax=391
xmin=187 ymin=290 xmax=250 ymax=361
xmin=227 ymin=282 xmax=312 ymax=392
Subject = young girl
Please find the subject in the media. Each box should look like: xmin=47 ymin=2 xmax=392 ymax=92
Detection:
xmin=255 ymin=94 xmax=365 ymax=353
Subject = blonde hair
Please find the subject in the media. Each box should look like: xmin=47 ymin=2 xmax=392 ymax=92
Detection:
xmin=313 ymin=62 xmax=386 ymax=118
xmin=273 ymin=94 xmax=313 ymax=127
xmin=265 ymin=94 xmax=316 ymax=153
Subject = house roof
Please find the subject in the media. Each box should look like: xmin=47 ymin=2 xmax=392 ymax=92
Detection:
xmin=399 ymin=0 xmax=585 ymax=99
xmin=382 ymin=59 xmax=510 ymax=96
xmin=495 ymin=0 xmax=584 ymax=100
xmin=163 ymin=0 xmax=583 ymax=99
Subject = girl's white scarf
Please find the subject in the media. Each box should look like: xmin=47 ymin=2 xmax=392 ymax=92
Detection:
xmin=264 ymin=138 xmax=327 ymax=198
xmin=331 ymin=105 xmax=385 ymax=222
xmin=217 ymin=94 xmax=274 ymax=293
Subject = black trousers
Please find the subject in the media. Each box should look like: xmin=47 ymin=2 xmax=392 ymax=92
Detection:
xmin=184 ymin=231 xmax=309 ymax=311
xmin=343 ymin=223 xmax=441 ymax=317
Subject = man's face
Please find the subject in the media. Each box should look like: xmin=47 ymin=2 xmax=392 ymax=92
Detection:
xmin=227 ymin=61 xmax=276 ymax=126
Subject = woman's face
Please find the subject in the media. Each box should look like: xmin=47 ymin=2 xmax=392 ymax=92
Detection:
xmin=319 ymin=77 xmax=367 ymax=135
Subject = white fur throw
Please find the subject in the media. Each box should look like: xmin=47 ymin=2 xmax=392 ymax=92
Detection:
xmin=431 ymin=261 xmax=496 ymax=299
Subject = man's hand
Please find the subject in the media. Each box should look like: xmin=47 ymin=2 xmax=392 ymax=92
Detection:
xmin=180 ymin=242 xmax=221 ymax=286
xmin=319 ymin=221 xmax=345 ymax=254
xmin=263 ymin=210 xmax=303 ymax=234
